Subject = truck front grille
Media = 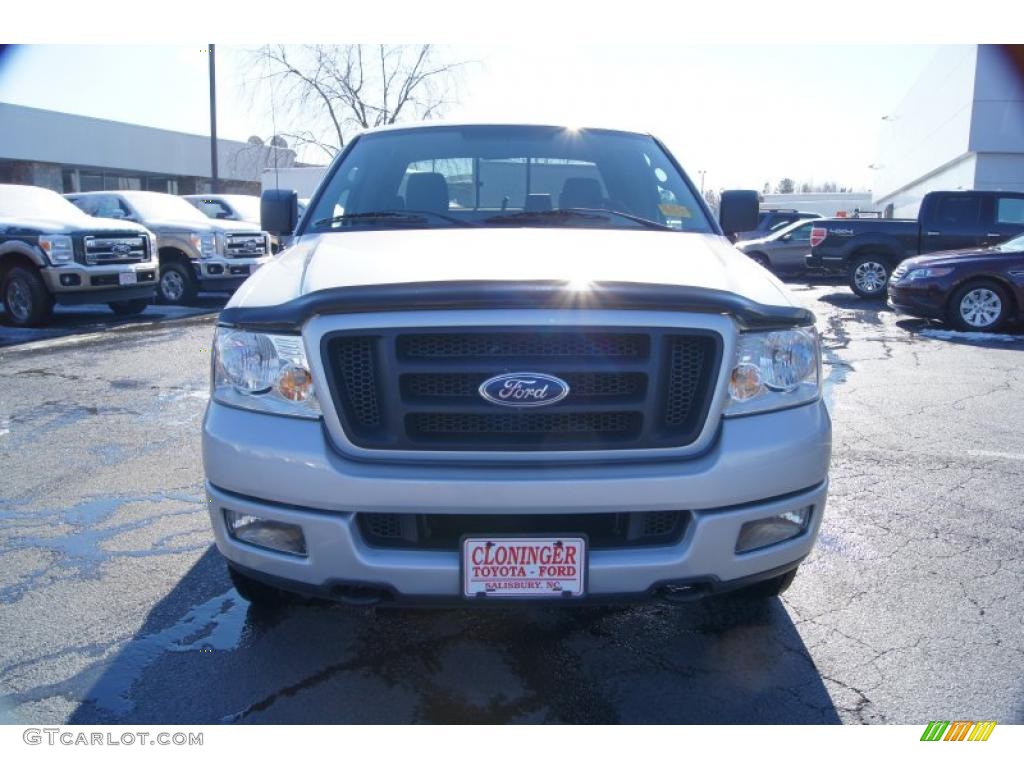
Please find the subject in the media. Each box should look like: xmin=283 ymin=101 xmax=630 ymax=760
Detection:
xmin=224 ymin=232 xmax=268 ymax=258
xmin=358 ymin=510 xmax=689 ymax=550
xmin=322 ymin=327 xmax=721 ymax=453
xmin=79 ymin=233 xmax=148 ymax=265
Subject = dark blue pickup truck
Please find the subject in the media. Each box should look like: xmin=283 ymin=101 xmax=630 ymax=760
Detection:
xmin=805 ymin=190 xmax=1024 ymax=297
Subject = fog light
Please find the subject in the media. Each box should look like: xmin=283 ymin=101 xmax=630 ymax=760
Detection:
xmin=224 ymin=509 xmax=307 ymax=556
xmin=735 ymin=506 xmax=812 ymax=553
xmin=207 ymin=264 xmax=224 ymax=275
xmin=60 ymin=274 xmax=81 ymax=286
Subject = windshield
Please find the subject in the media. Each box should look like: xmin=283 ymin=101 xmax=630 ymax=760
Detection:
xmin=996 ymin=232 xmax=1024 ymax=251
xmin=124 ymin=192 xmax=210 ymax=222
xmin=221 ymin=195 xmax=260 ymax=221
xmin=0 ymin=185 xmax=92 ymax=221
xmin=769 ymin=218 xmax=816 ymax=240
xmin=306 ymin=126 xmax=712 ymax=234
xmin=190 ymin=195 xmax=260 ymax=221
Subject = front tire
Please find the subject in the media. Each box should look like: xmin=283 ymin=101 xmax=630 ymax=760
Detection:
xmin=108 ymin=299 xmax=149 ymax=316
xmin=228 ymin=565 xmax=294 ymax=607
xmin=1 ymin=266 xmax=54 ymax=327
xmin=948 ymin=280 xmax=1010 ymax=332
xmin=849 ymin=255 xmax=890 ymax=298
xmin=729 ymin=567 xmax=798 ymax=600
xmin=157 ymin=260 xmax=197 ymax=305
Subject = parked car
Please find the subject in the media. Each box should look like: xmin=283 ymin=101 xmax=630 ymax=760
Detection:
xmin=67 ymin=191 xmax=273 ymax=304
xmin=203 ymin=123 xmax=830 ymax=608
xmin=806 ymin=190 xmax=1024 ymax=298
xmin=0 ymin=184 xmax=157 ymax=327
xmin=732 ymin=209 xmax=822 ymax=243
xmin=887 ymin=231 xmax=1024 ymax=332
xmin=735 ymin=217 xmax=819 ymax=274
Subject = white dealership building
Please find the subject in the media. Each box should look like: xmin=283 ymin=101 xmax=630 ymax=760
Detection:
xmin=0 ymin=102 xmax=299 ymax=196
xmin=872 ymin=45 xmax=1024 ymax=218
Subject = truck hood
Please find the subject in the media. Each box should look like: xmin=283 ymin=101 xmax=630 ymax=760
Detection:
xmin=144 ymin=217 xmax=261 ymax=234
xmin=230 ymin=228 xmax=800 ymax=311
xmin=900 ymin=247 xmax=1003 ymax=269
xmin=0 ymin=215 xmax=149 ymax=235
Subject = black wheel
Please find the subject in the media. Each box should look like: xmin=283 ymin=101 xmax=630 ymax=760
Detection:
xmin=157 ymin=260 xmax=197 ymax=305
xmin=747 ymin=252 xmax=771 ymax=270
xmin=948 ymin=279 xmax=1010 ymax=332
xmin=228 ymin=565 xmax=294 ymax=607
xmin=1 ymin=265 xmax=54 ymax=327
xmin=729 ymin=567 xmax=798 ymax=600
xmin=848 ymin=255 xmax=890 ymax=298
xmin=108 ymin=299 xmax=149 ymax=316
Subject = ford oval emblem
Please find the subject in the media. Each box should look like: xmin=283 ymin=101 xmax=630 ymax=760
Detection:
xmin=478 ymin=372 xmax=570 ymax=408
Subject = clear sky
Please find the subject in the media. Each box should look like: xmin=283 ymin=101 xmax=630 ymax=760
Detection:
xmin=0 ymin=44 xmax=944 ymax=193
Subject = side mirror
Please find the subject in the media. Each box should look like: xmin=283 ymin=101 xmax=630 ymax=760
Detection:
xmin=261 ymin=189 xmax=299 ymax=236
xmin=780 ymin=233 xmax=792 ymax=242
xmin=719 ymin=190 xmax=760 ymax=240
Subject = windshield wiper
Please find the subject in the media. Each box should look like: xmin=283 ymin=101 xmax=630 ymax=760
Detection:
xmin=313 ymin=209 xmax=473 ymax=228
xmin=484 ymin=208 xmax=674 ymax=231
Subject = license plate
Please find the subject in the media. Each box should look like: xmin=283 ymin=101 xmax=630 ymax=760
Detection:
xmin=462 ymin=536 xmax=587 ymax=598
xmin=118 ymin=272 xmax=137 ymax=285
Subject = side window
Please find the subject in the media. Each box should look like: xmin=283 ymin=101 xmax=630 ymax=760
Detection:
xmin=787 ymin=224 xmax=813 ymax=243
xmin=996 ymin=197 xmax=1024 ymax=225
xmin=936 ymin=196 xmax=981 ymax=226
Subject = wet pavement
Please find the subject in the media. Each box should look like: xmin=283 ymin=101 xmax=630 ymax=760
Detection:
xmin=0 ymin=285 xmax=1022 ymax=724
xmin=0 ymin=296 xmax=225 ymax=349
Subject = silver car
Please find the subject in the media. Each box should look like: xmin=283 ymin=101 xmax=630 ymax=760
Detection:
xmin=736 ymin=218 xmax=819 ymax=274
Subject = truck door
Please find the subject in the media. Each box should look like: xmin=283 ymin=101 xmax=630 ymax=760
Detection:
xmin=921 ymin=194 xmax=985 ymax=253
xmin=772 ymin=221 xmax=815 ymax=271
xmin=982 ymin=194 xmax=1024 ymax=247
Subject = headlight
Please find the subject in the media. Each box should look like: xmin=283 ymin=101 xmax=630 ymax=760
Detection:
xmin=904 ymin=267 xmax=953 ymax=281
xmin=189 ymin=232 xmax=216 ymax=259
xmin=39 ymin=235 xmax=74 ymax=264
xmin=211 ymin=328 xmax=320 ymax=418
xmin=725 ymin=327 xmax=820 ymax=416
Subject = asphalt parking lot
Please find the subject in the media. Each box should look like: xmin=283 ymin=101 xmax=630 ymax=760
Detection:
xmin=0 ymin=285 xmax=1022 ymax=725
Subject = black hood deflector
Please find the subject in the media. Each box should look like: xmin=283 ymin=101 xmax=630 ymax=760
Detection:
xmin=218 ymin=280 xmax=814 ymax=332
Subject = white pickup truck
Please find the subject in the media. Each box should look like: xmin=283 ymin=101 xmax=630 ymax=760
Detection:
xmin=202 ymin=123 xmax=830 ymax=607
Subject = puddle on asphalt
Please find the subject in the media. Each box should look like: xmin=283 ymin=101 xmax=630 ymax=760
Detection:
xmin=85 ymin=590 xmax=248 ymax=716
xmin=0 ymin=492 xmax=206 ymax=603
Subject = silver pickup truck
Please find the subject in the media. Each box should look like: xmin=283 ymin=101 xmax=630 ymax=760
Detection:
xmin=203 ymin=123 xmax=831 ymax=607
xmin=67 ymin=191 xmax=272 ymax=304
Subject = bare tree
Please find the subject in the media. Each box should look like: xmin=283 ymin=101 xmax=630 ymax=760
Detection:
xmin=245 ymin=45 xmax=471 ymax=161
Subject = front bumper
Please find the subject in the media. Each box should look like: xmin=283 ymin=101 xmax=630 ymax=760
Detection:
xmin=887 ymin=281 xmax=948 ymax=320
xmin=195 ymin=256 xmax=272 ymax=291
xmin=203 ymin=399 xmax=831 ymax=601
xmin=41 ymin=261 xmax=158 ymax=303
xmin=804 ymin=253 xmax=846 ymax=277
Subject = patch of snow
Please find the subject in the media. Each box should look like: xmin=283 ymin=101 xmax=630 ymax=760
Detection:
xmin=918 ymin=328 xmax=1024 ymax=344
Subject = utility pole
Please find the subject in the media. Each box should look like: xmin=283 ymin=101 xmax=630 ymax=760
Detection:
xmin=698 ymin=170 xmax=706 ymax=195
xmin=209 ymin=43 xmax=219 ymax=194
